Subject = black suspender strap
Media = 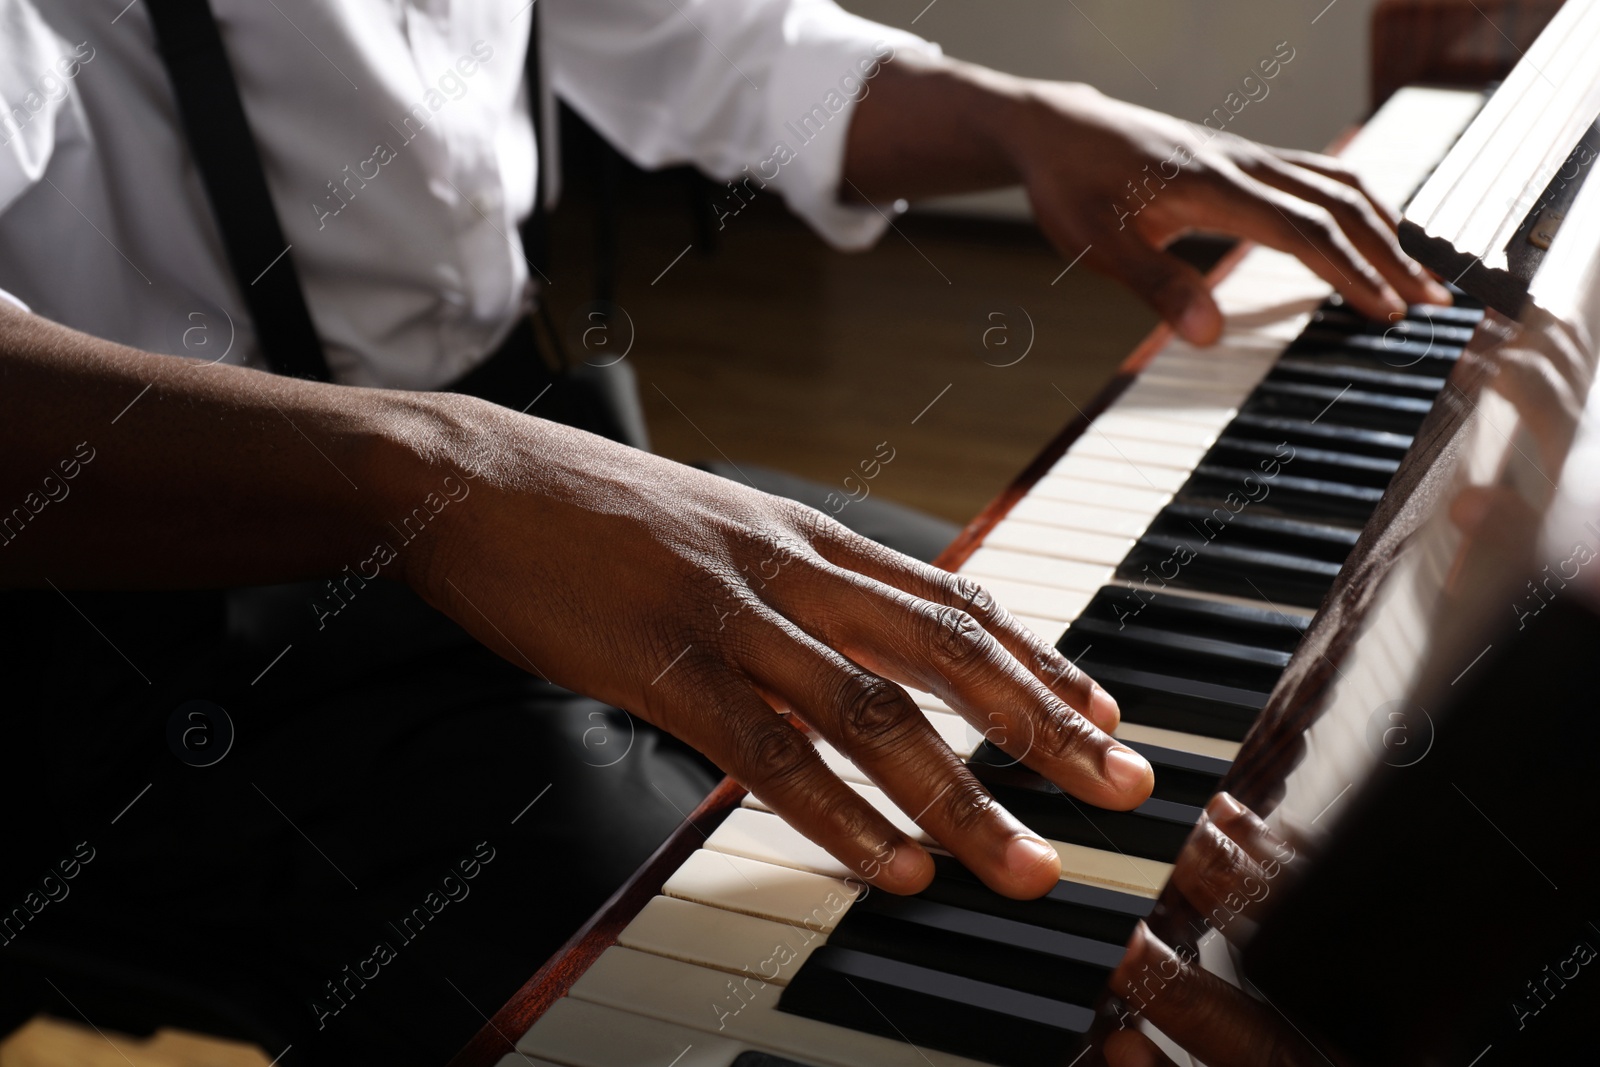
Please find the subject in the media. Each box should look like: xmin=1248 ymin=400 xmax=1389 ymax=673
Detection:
xmin=145 ymin=0 xmax=333 ymax=381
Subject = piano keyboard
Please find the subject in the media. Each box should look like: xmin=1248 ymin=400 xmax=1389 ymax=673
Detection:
xmin=500 ymin=86 xmax=1489 ymax=1067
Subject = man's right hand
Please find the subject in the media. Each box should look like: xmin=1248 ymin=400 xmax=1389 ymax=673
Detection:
xmin=0 ymin=302 xmax=1150 ymax=900
xmin=395 ymin=393 xmax=1153 ymax=899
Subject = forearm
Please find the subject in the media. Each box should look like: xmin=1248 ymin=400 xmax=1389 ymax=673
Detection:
xmin=841 ymin=52 xmax=1066 ymax=203
xmin=0 ymin=301 xmax=466 ymax=589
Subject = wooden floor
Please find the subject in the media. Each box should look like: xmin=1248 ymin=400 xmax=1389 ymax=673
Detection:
xmin=4 ymin=188 xmax=1153 ymax=1064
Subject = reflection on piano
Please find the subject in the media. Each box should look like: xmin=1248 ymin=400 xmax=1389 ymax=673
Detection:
xmin=453 ymin=4 xmax=1600 ymax=1065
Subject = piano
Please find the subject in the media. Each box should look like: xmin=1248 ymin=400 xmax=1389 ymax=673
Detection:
xmin=453 ymin=4 xmax=1600 ymax=1065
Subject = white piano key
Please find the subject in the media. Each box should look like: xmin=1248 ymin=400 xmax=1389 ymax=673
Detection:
xmin=1113 ymin=721 xmax=1242 ymax=763
xmin=1048 ymin=455 xmax=1190 ymax=493
xmin=981 ymin=518 xmax=1138 ymax=568
xmin=1023 ymin=475 xmax=1174 ymax=512
xmin=881 ymin=704 xmax=981 ymax=757
xmin=569 ymin=947 xmax=990 ymax=1067
xmin=618 ymin=895 xmax=822 ymax=984
xmin=1053 ymin=841 xmax=1170 ymax=899
xmin=1091 ymin=410 xmax=1231 ymax=448
xmin=1145 ymin=350 xmax=1276 ymax=383
xmin=664 ymin=844 xmax=860 ymax=930
xmin=516 ymin=998 xmax=749 ymax=1067
xmin=705 ymin=807 xmax=855 ymax=881
xmin=743 ymin=781 xmax=927 ymax=844
xmin=813 ymin=738 xmax=868 ymax=784
xmin=963 ymin=545 xmax=1117 ymax=590
xmin=965 ymin=577 xmax=1093 ymax=622
xmin=1131 ymin=369 xmax=1255 ymax=398
xmin=741 ymin=778 xmax=1172 ymax=899
xmin=1110 ymin=382 xmax=1239 ymax=427
xmin=1008 ymin=495 xmax=1165 ymax=537
xmin=1069 ymin=433 xmax=1212 ymax=471
xmin=1012 ymin=613 xmax=1067 ymax=643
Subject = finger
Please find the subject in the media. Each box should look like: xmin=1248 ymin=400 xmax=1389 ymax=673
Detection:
xmin=1245 ymin=154 xmax=1451 ymax=306
xmin=1491 ymin=346 xmax=1586 ymax=471
xmin=1029 ymin=190 xmax=1222 ymax=345
xmin=741 ymin=609 xmax=1062 ymax=898
xmin=1171 ymin=811 xmax=1271 ymax=944
xmin=1111 ymin=922 xmax=1326 ymax=1067
xmin=1270 ymin=147 xmax=1403 ymax=231
xmin=1205 ymin=792 xmax=1298 ymax=870
xmin=759 ymin=558 xmax=1154 ymax=811
xmin=1449 ymin=485 xmax=1541 ymax=549
xmin=807 ymin=524 xmax=1121 ymax=733
xmin=1192 ymin=166 xmax=1409 ymax=323
xmin=1091 ymin=226 xmax=1225 ymax=346
xmin=681 ymin=668 xmax=933 ymax=893
xmin=1103 ymin=1029 xmax=1180 ymax=1067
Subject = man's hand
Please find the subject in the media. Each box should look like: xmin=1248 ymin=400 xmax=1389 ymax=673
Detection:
xmin=404 ymin=397 xmax=1153 ymax=898
xmin=844 ymin=57 xmax=1452 ymax=344
xmin=0 ymin=301 xmax=1150 ymax=901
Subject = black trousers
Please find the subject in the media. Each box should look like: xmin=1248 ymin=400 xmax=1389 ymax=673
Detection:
xmin=0 ymin=320 xmax=954 ymax=1064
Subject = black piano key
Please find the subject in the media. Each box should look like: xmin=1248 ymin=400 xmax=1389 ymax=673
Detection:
xmin=1306 ymin=307 xmax=1478 ymax=347
xmin=1117 ymin=506 xmax=1356 ymax=608
xmin=1072 ymin=585 xmax=1309 ymax=651
xmin=1061 ymin=615 xmax=1285 ymax=693
xmin=1053 ymin=658 xmax=1267 ymax=740
xmin=1123 ymin=533 xmax=1341 ymax=608
xmin=1316 ymin=298 xmax=1483 ymax=329
xmin=1289 ymin=327 xmax=1466 ymax=371
xmin=1065 ymin=613 xmax=1289 ymax=686
xmin=1154 ymin=503 xmax=1364 ymax=556
xmin=827 ymin=892 xmax=1122 ymax=1005
xmin=779 ymin=945 xmax=1093 ymax=1067
xmin=918 ymin=854 xmax=1151 ymax=943
xmin=1059 ymin=586 xmax=1303 ymax=737
xmin=966 ymin=771 xmax=1201 ymax=863
xmin=1288 ymin=335 xmax=1462 ymax=377
xmin=1203 ymin=435 xmax=1401 ymax=489
xmin=1123 ymin=739 xmax=1234 ymax=804
xmin=972 ymin=737 xmax=1227 ymax=812
xmin=1243 ymin=381 xmax=1432 ymax=435
xmin=1226 ymin=413 xmax=1414 ymax=462
xmin=1179 ymin=463 xmax=1384 ymax=526
xmin=1267 ymin=357 xmax=1448 ymax=400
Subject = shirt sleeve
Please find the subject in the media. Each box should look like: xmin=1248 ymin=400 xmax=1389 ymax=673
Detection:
xmin=543 ymin=0 xmax=940 ymax=250
xmin=0 ymin=0 xmax=76 ymax=220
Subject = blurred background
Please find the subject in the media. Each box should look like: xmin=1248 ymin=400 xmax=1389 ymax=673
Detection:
xmin=532 ymin=0 xmax=1384 ymax=534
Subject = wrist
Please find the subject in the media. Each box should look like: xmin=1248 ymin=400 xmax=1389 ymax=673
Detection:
xmin=997 ymin=79 xmax=1102 ymax=185
xmin=352 ymin=388 xmax=492 ymax=595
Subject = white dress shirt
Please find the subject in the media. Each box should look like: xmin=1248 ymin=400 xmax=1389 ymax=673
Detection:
xmin=0 ymin=0 xmax=935 ymax=388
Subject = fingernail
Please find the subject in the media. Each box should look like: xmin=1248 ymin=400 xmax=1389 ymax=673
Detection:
xmin=1380 ymin=286 xmax=1407 ymax=317
xmin=1423 ymin=278 xmax=1453 ymax=305
xmin=1120 ymin=1037 xmax=1163 ymax=1067
xmin=1005 ymin=834 xmax=1059 ymax=879
xmin=883 ymin=842 xmax=932 ymax=888
xmin=1209 ymin=790 xmax=1246 ymax=822
xmin=1089 ymin=684 xmax=1121 ymax=730
xmin=1106 ymin=746 xmax=1152 ymax=792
